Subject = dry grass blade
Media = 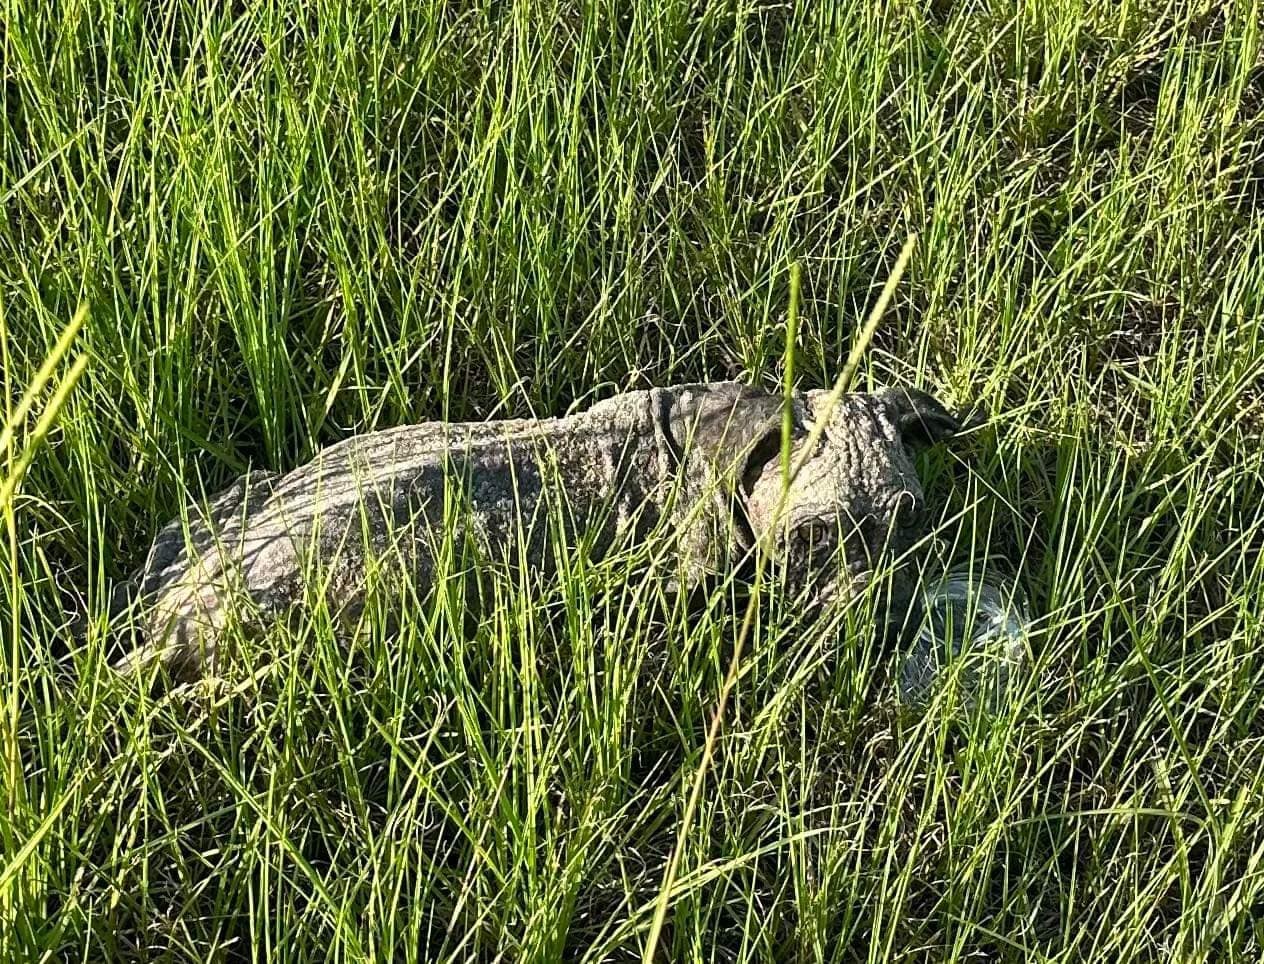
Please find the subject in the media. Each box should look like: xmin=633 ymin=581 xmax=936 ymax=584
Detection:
xmin=640 ymin=235 xmax=917 ymax=962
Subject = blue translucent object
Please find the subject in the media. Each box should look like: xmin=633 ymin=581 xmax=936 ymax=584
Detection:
xmin=899 ymin=567 xmax=1031 ymax=710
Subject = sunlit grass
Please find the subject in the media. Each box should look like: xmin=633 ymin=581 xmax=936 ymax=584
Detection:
xmin=3 ymin=0 xmax=1264 ymax=960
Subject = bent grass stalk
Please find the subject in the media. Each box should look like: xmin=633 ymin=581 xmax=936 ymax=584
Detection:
xmin=6 ymin=5 xmax=1264 ymax=955
xmin=641 ymin=235 xmax=917 ymax=961
xmin=1 ymin=304 xmax=89 ymax=929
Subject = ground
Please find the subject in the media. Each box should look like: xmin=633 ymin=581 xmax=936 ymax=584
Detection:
xmin=3 ymin=1 xmax=1264 ymax=960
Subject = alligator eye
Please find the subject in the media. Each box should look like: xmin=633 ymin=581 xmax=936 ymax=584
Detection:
xmin=791 ymin=519 xmax=839 ymax=571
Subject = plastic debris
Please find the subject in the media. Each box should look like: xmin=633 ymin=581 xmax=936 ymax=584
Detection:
xmin=898 ymin=565 xmax=1031 ymax=711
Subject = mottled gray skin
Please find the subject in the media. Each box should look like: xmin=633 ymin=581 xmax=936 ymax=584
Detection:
xmin=113 ymin=382 xmax=959 ymax=680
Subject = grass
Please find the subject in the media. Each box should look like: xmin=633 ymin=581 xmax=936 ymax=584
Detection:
xmin=3 ymin=0 xmax=1264 ymax=959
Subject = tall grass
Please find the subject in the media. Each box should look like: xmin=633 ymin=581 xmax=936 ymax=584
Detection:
xmin=3 ymin=0 xmax=1264 ymax=959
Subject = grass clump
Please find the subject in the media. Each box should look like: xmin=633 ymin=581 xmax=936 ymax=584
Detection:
xmin=3 ymin=0 xmax=1264 ymax=960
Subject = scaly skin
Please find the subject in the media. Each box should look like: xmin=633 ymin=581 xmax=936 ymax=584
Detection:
xmin=112 ymin=382 xmax=959 ymax=680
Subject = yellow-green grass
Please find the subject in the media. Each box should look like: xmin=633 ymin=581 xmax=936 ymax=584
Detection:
xmin=3 ymin=1 xmax=1264 ymax=960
